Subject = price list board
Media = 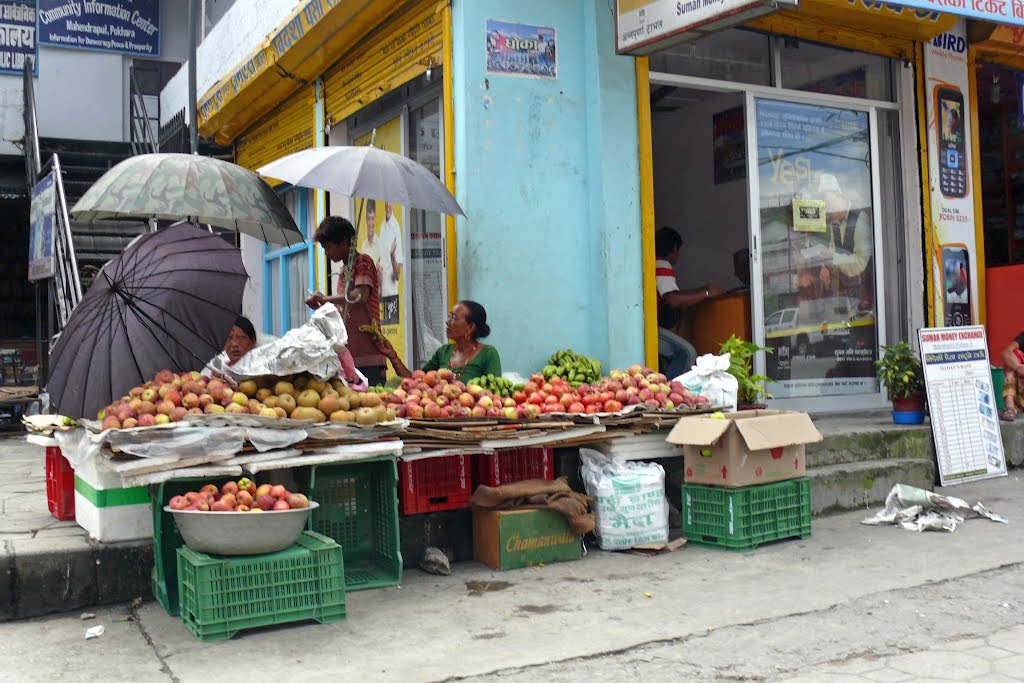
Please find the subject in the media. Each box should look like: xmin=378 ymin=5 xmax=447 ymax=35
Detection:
xmin=919 ymin=326 xmax=1007 ymax=486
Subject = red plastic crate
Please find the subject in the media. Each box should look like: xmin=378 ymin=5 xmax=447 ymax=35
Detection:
xmin=398 ymin=455 xmax=471 ymax=515
xmin=45 ymin=446 xmax=75 ymax=521
xmin=475 ymin=448 xmax=554 ymax=488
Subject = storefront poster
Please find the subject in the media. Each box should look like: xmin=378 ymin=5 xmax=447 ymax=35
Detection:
xmin=486 ymin=20 xmax=556 ymax=78
xmin=354 ymin=117 xmax=407 ymax=378
xmin=29 ymin=173 xmax=55 ymax=282
xmin=38 ymin=0 xmax=160 ymax=57
xmin=919 ymin=326 xmax=1006 ymax=485
xmin=923 ymin=21 xmax=979 ymax=328
xmin=756 ymin=99 xmax=879 ymax=398
xmin=713 ymin=106 xmax=745 ymax=185
xmin=0 ymin=2 xmax=36 ymax=75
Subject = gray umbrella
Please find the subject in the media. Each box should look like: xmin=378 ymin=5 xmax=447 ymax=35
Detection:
xmin=256 ymin=145 xmax=465 ymax=217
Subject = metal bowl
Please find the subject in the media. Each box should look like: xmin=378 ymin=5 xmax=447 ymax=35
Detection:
xmin=164 ymin=502 xmax=319 ymax=556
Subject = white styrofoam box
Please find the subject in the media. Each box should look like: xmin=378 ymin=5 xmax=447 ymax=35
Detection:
xmin=74 ymin=455 xmax=152 ymax=543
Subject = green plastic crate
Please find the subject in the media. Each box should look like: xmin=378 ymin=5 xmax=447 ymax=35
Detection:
xmin=176 ymin=531 xmax=346 ymax=642
xmin=683 ymin=478 xmax=812 ymax=551
xmin=306 ymin=456 xmax=402 ymax=591
xmin=150 ymin=477 xmax=207 ymax=616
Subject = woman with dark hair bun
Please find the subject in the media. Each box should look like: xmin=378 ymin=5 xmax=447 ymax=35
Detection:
xmin=373 ymin=300 xmax=501 ymax=382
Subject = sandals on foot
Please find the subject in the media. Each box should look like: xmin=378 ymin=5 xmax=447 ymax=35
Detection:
xmin=1000 ymin=408 xmax=1017 ymax=422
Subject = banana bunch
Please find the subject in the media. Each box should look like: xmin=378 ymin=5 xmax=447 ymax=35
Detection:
xmin=543 ymin=349 xmax=601 ymax=387
xmin=468 ymin=374 xmax=516 ymax=397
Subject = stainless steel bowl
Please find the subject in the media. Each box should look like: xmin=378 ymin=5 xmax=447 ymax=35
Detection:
xmin=164 ymin=502 xmax=319 ymax=556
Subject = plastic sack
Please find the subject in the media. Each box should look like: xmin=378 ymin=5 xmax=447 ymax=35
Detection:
xmin=224 ymin=304 xmax=347 ymax=382
xmin=677 ymin=353 xmax=739 ymax=411
xmin=579 ymin=448 xmax=669 ymax=550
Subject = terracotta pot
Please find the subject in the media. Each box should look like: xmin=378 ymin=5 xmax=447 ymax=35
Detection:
xmin=891 ymin=394 xmax=925 ymax=413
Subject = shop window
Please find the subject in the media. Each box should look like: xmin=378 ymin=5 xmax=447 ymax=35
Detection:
xmin=648 ymin=29 xmax=771 ymax=86
xmin=263 ymin=188 xmax=315 ymax=336
xmin=978 ymin=61 xmax=1024 ymax=267
xmin=779 ymin=39 xmax=895 ymax=102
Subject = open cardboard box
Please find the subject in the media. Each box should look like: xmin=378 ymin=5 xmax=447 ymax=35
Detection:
xmin=666 ymin=410 xmax=822 ymax=487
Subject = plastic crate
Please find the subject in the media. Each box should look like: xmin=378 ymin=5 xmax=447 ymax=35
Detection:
xmin=307 ymin=456 xmax=402 ymax=591
xmin=475 ymin=447 xmax=554 ymax=488
xmin=683 ymin=478 xmax=812 ymax=551
xmin=150 ymin=477 xmax=208 ymax=616
xmin=177 ymin=531 xmax=346 ymax=642
xmin=45 ymin=446 xmax=75 ymax=521
xmin=398 ymin=455 xmax=471 ymax=514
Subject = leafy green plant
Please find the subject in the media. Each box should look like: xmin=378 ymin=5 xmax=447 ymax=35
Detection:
xmin=719 ymin=335 xmax=773 ymax=405
xmin=875 ymin=341 xmax=924 ymax=400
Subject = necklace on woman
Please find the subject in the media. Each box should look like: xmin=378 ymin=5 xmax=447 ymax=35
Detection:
xmin=451 ymin=341 xmax=480 ymax=373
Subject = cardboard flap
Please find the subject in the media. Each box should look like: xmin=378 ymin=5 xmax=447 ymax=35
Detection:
xmin=733 ymin=412 xmax=823 ymax=450
xmin=665 ymin=416 xmax=732 ymax=446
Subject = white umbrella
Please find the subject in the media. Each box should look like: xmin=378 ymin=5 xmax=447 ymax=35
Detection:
xmin=256 ymin=145 xmax=465 ymax=217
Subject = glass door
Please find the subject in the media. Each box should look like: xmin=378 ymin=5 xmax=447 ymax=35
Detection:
xmin=748 ymin=97 xmax=884 ymax=400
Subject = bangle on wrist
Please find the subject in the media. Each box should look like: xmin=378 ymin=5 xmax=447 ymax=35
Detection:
xmin=704 ymin=287 xmax=710 ymax=299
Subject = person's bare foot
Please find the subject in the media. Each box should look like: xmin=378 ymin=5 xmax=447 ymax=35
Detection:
xmin=1000 ymin=407 xmax=1017 ymax=422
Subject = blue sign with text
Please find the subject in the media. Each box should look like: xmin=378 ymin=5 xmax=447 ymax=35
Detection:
xmin=38 ymin=0 xmax=160 ymax=57
xmin=0 ymin=2 xmax=37 ymax=76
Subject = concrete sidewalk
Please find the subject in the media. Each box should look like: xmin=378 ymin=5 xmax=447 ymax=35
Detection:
xmin=0 ymin=475 xmax=1021 ymax=682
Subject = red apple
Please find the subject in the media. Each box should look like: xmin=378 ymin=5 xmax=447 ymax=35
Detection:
xmin=137 ymin=413 xmax=156 ymax=427
xmin=221 ymin=481 xmax=239 ymax=496
xmin=169 ymin=495 xmax=189 ymax=510
xmin=270 ymin=485 xmax=288 ymax=499
xmin=568 ymin=402 xmax=586 ymax=413
xmin=219 ymin=493 xmax=237 ymax=508
xmin=256 ymin=494 xmax=275 ymax=511
xmin=210 ymin=500 xmax=232 ymax=512
xmin=273 ymin=500 xmax=291 ymax=511
xmin=287 ymin=493 xmax=309 ymax=509
xmin=603 ymin=399 xmax=623 ymax=413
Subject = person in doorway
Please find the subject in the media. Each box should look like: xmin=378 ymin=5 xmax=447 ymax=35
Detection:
xmin=999 ymin=331 xmax=1024 ymax=421
xmin=726 ymin=247 xmax=751 ymax=294
xmin=305 ymin=216 xmax=388 ymax=386
xmin=373 ymin=300 xmax=501 ymax=382
xmin=379 ymin=202 xmax=404 ymax=326
xmin=655 ymin=227 xmax=723 ymax=380
xmin=202 ymin=316 xmax=258 ymax=377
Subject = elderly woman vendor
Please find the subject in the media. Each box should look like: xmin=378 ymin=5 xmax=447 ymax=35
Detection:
xmin=203 ymin=317 xmax=258 ymax=377
xmin=373 ymin=301 xmax=501 ymax=382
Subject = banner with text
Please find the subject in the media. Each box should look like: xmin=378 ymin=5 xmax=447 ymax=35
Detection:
xmin=924 ymin=21 xmax=979 ymax=328
xmin=0 ymin=2 xmax=36 ymax=75
xmin=38 ymin=0 xmax=160 ymax=57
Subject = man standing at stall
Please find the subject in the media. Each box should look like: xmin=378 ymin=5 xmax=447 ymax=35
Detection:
xmin=654 ymin=227 xmax=723 ymax=380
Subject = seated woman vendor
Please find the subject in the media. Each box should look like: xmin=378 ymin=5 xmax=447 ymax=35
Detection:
xmin=374 ymin=301 xmax=501 ymax=382
xmin=203 ymin=317 xmax=258 ymax=377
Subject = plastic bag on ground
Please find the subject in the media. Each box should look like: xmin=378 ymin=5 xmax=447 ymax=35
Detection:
xmin=677 ymin=353 xmax=739 ymax=411
xmin=579 ymin=448 xmax=669 ymax=550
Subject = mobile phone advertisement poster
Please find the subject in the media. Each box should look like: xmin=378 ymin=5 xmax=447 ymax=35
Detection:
xmin=924 ymin=20 xmax=979 ymax=328
xmin=919 ymin=326 xmax=1006 ymax=485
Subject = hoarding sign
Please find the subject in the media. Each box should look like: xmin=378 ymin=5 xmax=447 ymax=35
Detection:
xmin=486 ymin=20 xmax=556 ymax=78
xmin=0 ymin=2 xmax=37 ymax=76
xmin=29 ymin=173 xmax=55 ymax=282
xmin=38 ymin=0 xmax=160 ymax=57
xmin=919 ymin=326 xmax=1007 ymax=486
xmin=865 ymin=0 xmax=1024 ymax=29
xmin=615 ymin=0 xmax=796 ymax=55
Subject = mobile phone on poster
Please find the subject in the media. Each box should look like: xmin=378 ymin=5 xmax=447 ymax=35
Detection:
xmin=935 ymin=86 xmax=967 ymax=199
xmin=941 ymin=244 xmax=971 ymax=326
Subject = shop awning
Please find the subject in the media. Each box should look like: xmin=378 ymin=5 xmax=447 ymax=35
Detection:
xmin=197 ymin=0 xmax=402 ymax=146
xmin=973 ymin=24 xmax=1024 ymax=69
xmin=747 ymin=0 xmax=957 ymax=58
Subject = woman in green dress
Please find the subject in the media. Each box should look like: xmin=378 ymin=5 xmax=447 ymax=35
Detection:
xmin=374 ymin=300 xmax=501 ymax=382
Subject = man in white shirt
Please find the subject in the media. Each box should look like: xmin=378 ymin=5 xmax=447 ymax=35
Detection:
xmin=378 ymin=202 xmax=404 ymax=325
xmin=655 ymin=227 xmax=722 ymax=380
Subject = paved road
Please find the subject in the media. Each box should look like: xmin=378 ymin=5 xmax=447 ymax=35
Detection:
xmin=2 ymin=475 xmax=1022 ymax=682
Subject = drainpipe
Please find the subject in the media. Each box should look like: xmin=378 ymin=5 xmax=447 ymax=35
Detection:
xmin=188 ymin=0 xmax=199 ymax=154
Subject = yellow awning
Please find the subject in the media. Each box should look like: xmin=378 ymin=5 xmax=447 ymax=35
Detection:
xmin=973 ymin=25 xmax=1024 ymax=69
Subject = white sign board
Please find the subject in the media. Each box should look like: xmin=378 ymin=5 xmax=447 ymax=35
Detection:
xmin=28 ymin=172 xmax=55 ymax=282
xmin=615 ymin=0 xmax=796 ymax=55
xmin=919 ymin=326 xmax=1007 ymax=486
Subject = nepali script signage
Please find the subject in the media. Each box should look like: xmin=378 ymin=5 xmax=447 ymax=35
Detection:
xmin=0 ymin=2 xmax=36 ymax=75
xmin=38 ymin=0 xmax=160 ymax=57
xmin=855 ymin=0 xmax=1024 ymax=26
xmin=616 ymin=0 xmax=798 ymax=55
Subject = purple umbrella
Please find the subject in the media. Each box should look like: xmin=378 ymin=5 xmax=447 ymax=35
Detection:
xmin=48 ymin=224 xmax=249 ymax=419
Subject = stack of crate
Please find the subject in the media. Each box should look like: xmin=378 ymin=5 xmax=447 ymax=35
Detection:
xmin=666 ymin=410 xmax=823 ymax=551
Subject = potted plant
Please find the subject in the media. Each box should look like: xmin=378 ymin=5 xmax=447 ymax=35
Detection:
xmin=875 ymin=341 xmax=926 ymax=424
xmin=719 ymin=335 xmax=773 ymax=409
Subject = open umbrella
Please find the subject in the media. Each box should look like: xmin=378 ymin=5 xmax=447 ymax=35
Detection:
xmin=256 ymin=146 xmax=465 ymax=217
xmin=70 ymin=153 xmax=303 ymax=246
xmin=47 ymin=224 xmax=249 ymax=419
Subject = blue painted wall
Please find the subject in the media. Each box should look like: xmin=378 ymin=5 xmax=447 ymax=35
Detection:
xmin=452 ymin=0 xmax=644 ymax=376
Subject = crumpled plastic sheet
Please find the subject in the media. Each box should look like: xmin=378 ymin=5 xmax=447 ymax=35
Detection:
xmin=56 ymin=424 xmax=248 ymax=463
xmin=244 ymin=427 xmax=308 ymax=452
xmin=862 ymin=484 xmax=1008 ymax=532
xmin=224 ymin=304 xmax=347 ymax=382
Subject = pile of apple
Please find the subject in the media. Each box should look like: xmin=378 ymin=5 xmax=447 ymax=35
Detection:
xmin=168 ymin=477 xmax=310 ymax=513
xmin=97 ymin=370 xmax=396 ymax=430
xmin=379 ymin=365 xmax=707 ymax=420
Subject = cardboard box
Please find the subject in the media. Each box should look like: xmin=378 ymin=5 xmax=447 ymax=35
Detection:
xmin=472 ymin=508 xmax=582 ymax=571
xmin=666 ymin=410 xmax=822 ymax=488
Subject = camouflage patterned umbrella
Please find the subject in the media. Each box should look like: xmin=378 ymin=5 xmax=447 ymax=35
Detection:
xmin=70 ymin=153 xmax=302 ymax=246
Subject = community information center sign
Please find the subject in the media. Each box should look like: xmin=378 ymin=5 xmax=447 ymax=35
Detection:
xmin=919 ymin=326 xmax=1007 ymax=486
xmin=38 ymin=0 xmax=160 ymax=57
